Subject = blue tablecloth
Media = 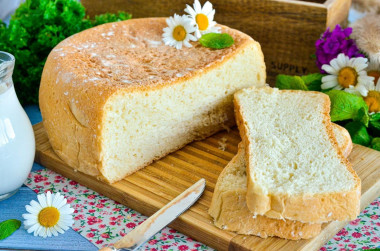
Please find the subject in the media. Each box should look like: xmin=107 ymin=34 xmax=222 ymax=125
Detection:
xmin=0 ymin=105 xmax=97 ymax=251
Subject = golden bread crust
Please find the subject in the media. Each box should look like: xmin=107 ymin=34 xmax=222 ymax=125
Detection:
xmin=39 ymin=18 xmax=262 ymax=179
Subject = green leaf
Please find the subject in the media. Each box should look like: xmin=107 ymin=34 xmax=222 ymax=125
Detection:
xmin=370 ymin=138 xmax=380 ymax=151
xmin=370 ymin=113 xmax=380 ymax=122
xmin=275 ymin=75 xmax=308 ymax=91
xmin=353 ymin=107 xmax=369 ymax=127
xmin=345 ymin=121 xmax=371 ymax=146
xmin=199 ymin=33 xmax=234 ymax=49
xmin=325 ymin=90 xmax=369 ymax=122
xmin=0 ymin=219 xmax=21 ymax=240
xmin=301 ymin=73 xmax=324 ymax=91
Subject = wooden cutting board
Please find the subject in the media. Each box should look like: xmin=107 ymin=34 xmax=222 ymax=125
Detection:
xmin=33 ymin=122 xmax=380 ymax=251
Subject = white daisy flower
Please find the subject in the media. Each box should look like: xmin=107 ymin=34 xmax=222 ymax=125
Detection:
xmin=363 ymin=73 xmax=380 ymax=114
xmin=22 ymin=191 xmax=74 ymax=238
xmin=321 ymin=53 xmax=374 ymax=97
xmin=162 ymin=14 xmax=197 ymax=50
xmin=185 ymin=0 xmax=221 ymax=39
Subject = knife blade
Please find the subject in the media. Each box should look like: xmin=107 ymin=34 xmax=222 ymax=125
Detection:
xmin=99 ymin=178 xmax=206 ymax=251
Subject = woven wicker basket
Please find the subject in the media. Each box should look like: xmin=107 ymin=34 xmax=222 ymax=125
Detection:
xmin=82 ymin=0 xmax=351 ymax=84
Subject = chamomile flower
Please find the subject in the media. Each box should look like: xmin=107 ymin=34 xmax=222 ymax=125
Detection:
xmin=321 ymin=53 xmax=374 ymax=97
xmin=364 ymin=84 xmax=380 ymax=114
xmin=162 ymin=14 xmax=197 ymax=49
xmin=22 ymin=191 xmax=74 ymax=238
xmin=367 ymin=61 xmax=380 ymax=87
xmin=185 ymin=0 xmax=221 ymax=38
xmin=364 ymin=66 xmax=380 ymax=114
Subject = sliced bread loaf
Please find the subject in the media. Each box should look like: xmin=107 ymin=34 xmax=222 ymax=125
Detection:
xmin=233 ymin=87 xmax=361 ymax=223
xmin=208 ymin=125 xmax=352 ymax=239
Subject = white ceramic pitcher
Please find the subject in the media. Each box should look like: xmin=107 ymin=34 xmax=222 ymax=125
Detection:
xmin=0 ymin=51 xmax=35 ymax=201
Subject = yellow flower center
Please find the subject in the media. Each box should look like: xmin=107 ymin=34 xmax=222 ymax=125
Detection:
xmin=368 ymin=70 xmax=380 ymax=85
xmin=38 ymin=207 xmax=60 ymax=227
xmin=196 ymin=14 xmax=209 ymax=31
xmin=364 ymin=90 xmax=380 ymax=113
xmin=338 ymin=67 xmax=358 ymax=88
xmin=172 ymin=25 xmax=187 ymax=41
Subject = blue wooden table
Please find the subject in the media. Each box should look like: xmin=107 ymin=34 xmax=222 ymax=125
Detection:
xmin=0 ymin=105 xmax=97 ymax=251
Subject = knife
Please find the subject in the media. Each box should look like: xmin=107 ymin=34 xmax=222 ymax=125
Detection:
xmin=99 ymin=178 xmax=206 ymax=251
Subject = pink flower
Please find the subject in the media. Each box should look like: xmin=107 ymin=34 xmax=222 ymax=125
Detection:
xmin=320 ymin=248 xmax=327 ymax=251
xmin=178 ymin=245 xmax=189 ymax=251
xmin=95 ymin=240 xmax=103 ymax=245
xmin=148 ymin=239 xmax=157 ymax=245
xmin=350 ymin=219 xmax=360 ymax=226
xmin=62 ymin=188 xmax=69 ymax=192
xmin=371 ymin=236 xmax=380 ymax=242
xmin=110 ymin=222 xmax=116 ymax=226
xmin=334 ymin=237 xmax=341 ymax=241
xmin=169 ymin=229 xmax=176 ymax=233
xmin=370 ymin=215 xmax=379 ymax=220
xmin=90 ymin=228 xmax=97 ymax=232
xmin=162 ymin=245 xmax=170 ymax=249
xmin=168 ymin=235 xmax=174 ymax=239
xmin=44 ymin=182 xmax=51 ymax=186
xmin=96 ymin=204 xmax=104 ymax=208
xmin=365 ymin=231 xmax=371 ymax=236
xmin=337 ymin=229 xmax=348 ymax=236
xmin=362 ymin=247 xmax=370 ymax=250
xmin=69 ymin=180 xmax=78 ymax=185
xmin=186 ymin=237 xmax=193 ymax=242
xmin=160 ymin=236 xmax=167 ymax=241
xmin=119 ymin=231 xmax=126 ymax=237
xmin=67 ymin=197 xmax=75 ymax=203
xmin=87 ymin=195 xmax=96 ymax=199
xmin=99 ymin=224 xmax=106 ymax=229
xmin=86 ymin=233 xmax=95 ymax=238
xmin=101 ymin=233 xmax=110 ymax=239
xmin=352 ymin=232 xmax=362 ymax=238
xmin=194 ymin=244 xmax=201 ymax=248
xmin=110 ymin=217 xmax=117 ymax=221
xmin=113 ymin=208 xmax=121 ymax=212
xmin=87 ymin=216 xmax=102 ymax=225
xmin=150 ymin=249 xmax=157 ymax=251
xmin=376 ymin=222 xmax=380 ymax=226
xmin=34 ymin=174 xmax=48 ymax=183
xmin=348 ymin=244 xmax=357 ymax=248
xmin=89 ymin=209 xmax=96 ymax=213
xmin=126 ymin=223 xmax=136 ymax=228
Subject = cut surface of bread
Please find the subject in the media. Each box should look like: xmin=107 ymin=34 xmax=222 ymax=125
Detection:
xmin=234 ymin=87 xmax=361 ymax=223
xmin=208 ymin=125 xmax=352 ymax=239
xmin=39 ymin=18 xmax=266 ymax=183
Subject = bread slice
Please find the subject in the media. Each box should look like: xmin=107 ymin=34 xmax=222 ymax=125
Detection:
xmin=208 ymin=124 xmax=352 ymax=239
xmin=233 ymin=87 xmax=361 ymax=223
xmin=39 ymin=18 xmax=266 ymax=183
xmin=333 ymin=124 xmax=353 ymax=158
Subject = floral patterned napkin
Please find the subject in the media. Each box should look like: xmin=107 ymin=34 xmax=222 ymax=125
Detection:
xmin=25 ymin=169 xmax=380 ymax=251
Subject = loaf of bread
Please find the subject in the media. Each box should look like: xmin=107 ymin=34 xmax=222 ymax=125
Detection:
xmin=234 ymin=87 xmax=361 ymax=223
xmin=39 ymin=18 xmax=266 ymax=183
xmin=209 ymin=124 xmax=352 ymax=239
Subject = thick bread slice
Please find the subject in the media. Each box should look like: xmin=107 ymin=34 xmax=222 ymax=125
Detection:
xmin=208 ymin=126 xmax=351 ymax=239
xmin=234 ymin=87 xmax=361 ymax=223
xmin=39 ymin=18 xmax=266 ymax=183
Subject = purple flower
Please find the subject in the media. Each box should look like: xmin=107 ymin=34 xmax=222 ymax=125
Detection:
xmin=315 ymin=25 xmax=364 ymax=73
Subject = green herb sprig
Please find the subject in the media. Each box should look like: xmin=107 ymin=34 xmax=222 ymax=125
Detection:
xmin=276 ymin=73 xmax=380 ymax=151
xmin=0 ymin=0 xmax=131 ymax=105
